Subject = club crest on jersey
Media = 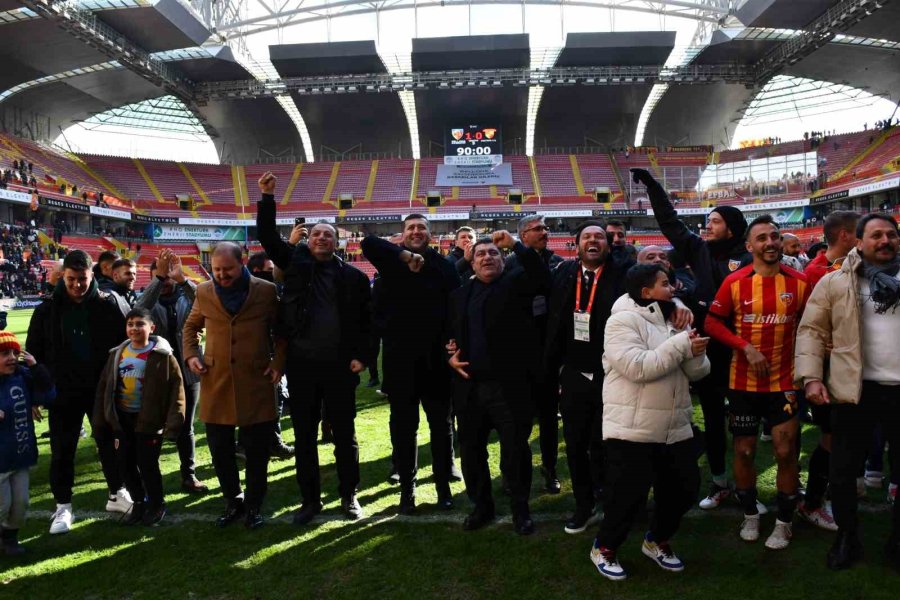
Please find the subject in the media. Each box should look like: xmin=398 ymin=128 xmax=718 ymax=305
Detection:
xmin=779 ymin=292 xmax=794 ymax=306
xmin=728 ymin=259 xmax=740 ymax=272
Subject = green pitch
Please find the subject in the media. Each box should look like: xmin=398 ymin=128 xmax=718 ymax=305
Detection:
xmin=0 ymin=308 xmax=895 ymax=598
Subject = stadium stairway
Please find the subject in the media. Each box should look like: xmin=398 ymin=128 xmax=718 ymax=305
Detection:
xmin=67 ymin=153 xmax=129 ymax=202
xmin=177 ymin=163 xmax=214 ymax=215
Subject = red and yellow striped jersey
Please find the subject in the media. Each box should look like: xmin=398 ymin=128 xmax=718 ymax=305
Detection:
xmin=709 ymin=264 xmax=809 ymax=392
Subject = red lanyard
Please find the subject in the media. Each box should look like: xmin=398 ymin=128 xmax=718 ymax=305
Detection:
xmin=575 ymin=266 xmax=603 ymax=314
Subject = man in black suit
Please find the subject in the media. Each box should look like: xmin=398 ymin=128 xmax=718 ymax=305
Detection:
xmin=446 ymin=230 xmax=550 ymax=535
xmin=256 ymin=172 xmax=372 ymax=525
xmin=362 ymin=216 xmax=461 ymax=514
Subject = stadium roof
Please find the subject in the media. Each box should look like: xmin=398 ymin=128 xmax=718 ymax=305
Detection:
xmin=0 ymin=0 xmax=896 ymax=161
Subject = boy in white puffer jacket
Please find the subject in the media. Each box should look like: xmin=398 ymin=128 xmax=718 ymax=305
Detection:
xmin=590 ymin=263 xmax=710 ymax=582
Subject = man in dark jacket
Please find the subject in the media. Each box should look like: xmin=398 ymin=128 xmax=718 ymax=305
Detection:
xmin=447 ymin=226 xmax=476 ymax=281
xmin=26 ymin=250 xmax=131 ymax=535
xmin=545 ymin=221 xmax=635 ymax=534
xmin=632 ymin=167 xmax=750 ymax=510
xmin=446 ymin=231 xmax=549 ymax=535
xmin=257 ymin=172 xmax=372 ymax=525
xmin=505 ymin=214 xmax=564 ymax=493
xmin=93 ymin=250 xmax=120 ymax=293
xmin=362 ymin=215 xmax=461 ymax=514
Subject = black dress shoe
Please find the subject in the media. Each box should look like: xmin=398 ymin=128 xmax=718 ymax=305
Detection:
xmin=342 ymin=495 xmax=364 ymax=521
xmin=463 ymin=508 xmax=495 ymax=531
xmin=450 ymin=463 xmax=464 ymax=483
xmin=270 ymin=441 xmax=295 ymax=460
xmin=827 ymin=529 xmax=863 ymax=570
xmin=123 ymin=502 xmax=145 ymax=526
xmin=514 ymin=513 xmax=535 ymax=536
xmin=215 ymin=501 xmax=246 ymax=527
xmin=366 ymin=377 xmax=380 ymax=388
xmin=245 ymin=509 xmax=264 ymax=530
xmin=399 ymin=487 xmax=416 ymax=515
xmin=142 ymin=502 xmax=167 ymax=527
xmin=542 ymin=466 xmax=561 ymax=495
xmin=181 ymin=477 xmax=210 ymax=494
xmin=293 ymin=502 xmax=323 ymax=526
xmin=436 ymin=486 xmax=454 ymax=511
xmin=387 ymin=468 xmax=401 ymax=485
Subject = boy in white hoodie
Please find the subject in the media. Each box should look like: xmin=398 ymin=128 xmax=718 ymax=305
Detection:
xmin=590 ymin=263 xmax=710 ymax=581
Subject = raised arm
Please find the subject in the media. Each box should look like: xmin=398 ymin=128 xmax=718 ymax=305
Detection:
xmin=256 ymin=172 xmax=296 ymax=270
xmin=632 ymin=168 xmax=701 ymax=261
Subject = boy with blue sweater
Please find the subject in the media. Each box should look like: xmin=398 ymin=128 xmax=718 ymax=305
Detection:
xmin=0 ymin=331 xmax=56 ymax=555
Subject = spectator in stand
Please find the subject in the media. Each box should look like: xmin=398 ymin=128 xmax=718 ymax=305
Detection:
xmin=26 ymin=250 xmax=132 ymax=535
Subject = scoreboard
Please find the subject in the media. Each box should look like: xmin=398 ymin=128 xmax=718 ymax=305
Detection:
xmin=444 ymin=124 xmax=502 ymax=166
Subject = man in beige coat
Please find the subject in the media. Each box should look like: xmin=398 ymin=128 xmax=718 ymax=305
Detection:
xmin=796 ymin=213 xmax=900 ymax=570
xmin=183 ymin=242 xmax=285 ymax=529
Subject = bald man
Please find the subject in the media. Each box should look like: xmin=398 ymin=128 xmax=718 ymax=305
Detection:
xmin=637 ymin=245 xmax=697 ymax=308
xmin=782 ymin=233 xmax=809 ymax=268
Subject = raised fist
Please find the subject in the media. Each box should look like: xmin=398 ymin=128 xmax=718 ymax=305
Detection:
xmin=491 ymin=230 xmax=515 ymax=250
xmin=258 ymin=172 xmax=277 ymax=195
xmin=630 ymin=168 xmax=655 ymax=187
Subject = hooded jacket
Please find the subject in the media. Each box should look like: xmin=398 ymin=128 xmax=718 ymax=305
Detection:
xmin=602 ymin=294 xmax=710 ymax=444
xmin=93 ymin=335 xmax=186 ymax=439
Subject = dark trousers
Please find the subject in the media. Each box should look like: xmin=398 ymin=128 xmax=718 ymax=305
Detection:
xmin=116 ymin=411 xmax=164 ymax=507
xmin=176 ymin=382 xmax=199 ymax=480
xmin=536 ymin=379 xmax=559 ymax=472
xmin=459 ymin=380 xmax=533 ymax=516
xmin=596 ymin=438 xmax=700 ymax=550
xmin=205 ymin=420 xmax=273 ymax=511
xmin=695 ymin=374 xmax=728 ymax=476
xmin=49 ymin=392 xmax=121 ymax=504
xmin=830 ymin=382 xmax=900 ymax=533
xmin=560 ymin=366 xmax=605 ymax=511
xmin=287 ymin=358 xmax=360 ymax=504
xmin=388 ymin=362 xmax=453 ymax=489
xmin=369 ymin=335 xmax=381 ymax=381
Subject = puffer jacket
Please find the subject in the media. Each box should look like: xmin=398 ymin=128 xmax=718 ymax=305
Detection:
xmin=602 ymin=294 xmax=711 ymax=444
xmin=795 ymin=248 xmax=866 ymax=404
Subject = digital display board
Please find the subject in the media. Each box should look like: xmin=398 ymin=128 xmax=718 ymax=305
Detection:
xmin=444 ymin=124 xmax=502 ymax=166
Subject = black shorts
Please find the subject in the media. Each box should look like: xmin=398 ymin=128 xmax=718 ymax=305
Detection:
xmin=810 ymin=403 xmax=833 ymax=434
xmin=728 ymin=390 xmax=800 ymax=437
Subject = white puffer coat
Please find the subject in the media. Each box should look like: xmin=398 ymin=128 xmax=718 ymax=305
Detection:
xmin=602 ymin=294 xmax=711 ymax=444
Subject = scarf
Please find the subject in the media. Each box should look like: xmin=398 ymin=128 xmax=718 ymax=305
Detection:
xmin=862 ymin=258 xmax=900 ymax=314
xmin=634 ymin=297 xmax=677 ymax=323
xmin=214 ymin=266 xmax=251 ymax=315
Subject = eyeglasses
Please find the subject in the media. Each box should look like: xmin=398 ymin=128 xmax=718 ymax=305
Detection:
xmin=523 ymin=225 xmax=550 ymax=233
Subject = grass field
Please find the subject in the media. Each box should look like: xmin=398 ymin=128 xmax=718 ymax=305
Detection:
xmin=1 ymin=308 xmax=897 ymax=598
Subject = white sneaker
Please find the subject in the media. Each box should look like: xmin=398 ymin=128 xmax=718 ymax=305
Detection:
xmin=106 ymin=488 xmax=134 ymax=514
xmin=798 ymin=501 xmax=838 ymax=531
xmin=759 ymin=432 xmax=773 ymax=442
xmin=590 ymin=544 xmax=627 ymax=581
xmin=857 ymin=477 xmax=867 ymax=498
xmin=49 ymin=504 xmax=73 ymax=534
xmin=641 ymin=534 xmax=685 ymax=572
xmin=740 ymin=514 xmax=760 ymax=542
xmin=699 ymin=482 xmax=731 ymax=510
xmin=865 ymin=471 xmax=884 ymax=489
xmin=765 ymin=520 xmax=793 ymax=550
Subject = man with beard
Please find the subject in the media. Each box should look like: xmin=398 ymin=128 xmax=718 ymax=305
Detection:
xmin=446 ymin=231 xmax=550 ymax=535
xmin=637 ymin=245 xmax=698 ymax=306
xmin=705 ymin=215 xmax=809 ymax=550
xmin=782 ymin=233 xmax=809 ymax=269
xmin=362 ymin=215 xmax=460 ymax=514
xmin=547 ymin=226 xmax=693 ymax=536
xmin=256 ymin=175 xmax=371 ymax=525
xmin=632 ymin=168 xmax=751 ymax=511
xmin=447 ymin=226 xmax=476 ymax=280
xmin=143 ymin=250 xmax=208 ymax=493
xmin=111 ymin=258 xmax=138 ymax=307
xmin=93 ymin=251 xmax=120 ymax=293
xmin=796 ymin=213 xmax=900 ymax=570
xmin=505 ymin=214 xmax=564 ymax=493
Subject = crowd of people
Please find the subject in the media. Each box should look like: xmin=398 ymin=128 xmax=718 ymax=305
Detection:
xmin=0 ymin=168 xmax=898 ymax=582
xmin=0 ymin=223 xmax=46 ymax=298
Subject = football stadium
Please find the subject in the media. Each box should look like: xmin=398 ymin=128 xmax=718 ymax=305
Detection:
xmin=0 ymin=0 xmax=899 ymax=596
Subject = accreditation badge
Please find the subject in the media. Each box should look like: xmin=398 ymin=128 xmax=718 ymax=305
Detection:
xmin=573 ymin=311 xmax=591 ymax=342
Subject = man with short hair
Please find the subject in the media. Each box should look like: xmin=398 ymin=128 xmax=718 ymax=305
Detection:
xmin=633 ymin=167 xmax=752 ymax=511
xmin=26 ymin=250 xmax=132 ymax=534
xmin=605 ymin=220 xmax=627 ymax=247
xmin=796 ymin=213 xmax=900 ymax=570
xmin=446 ymin=231 xmax=550 ymax=535
xmin=705 ymin=215 xmax=809 ymax=550
xmin=183 ymin=242 xmax=286 ymax=529
xmin=796 ymin=211 xmax=860 ymax=531
xmin=257 ymin=174 xmax=372 ymax=524
xmin=143 ymin=249 xmax=208 ymax=494
xmin=447 ymin=226 xmax=476 ymax=280
xmin=94 ymin=250 xmax=120 ymax=292
xmin=362 ymin=215 xmax=461 ymax=514
xmin=506 ymin=214 xmax=564 ymax=493
xmin=111 ymin=258 xmax=137 ymax=306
